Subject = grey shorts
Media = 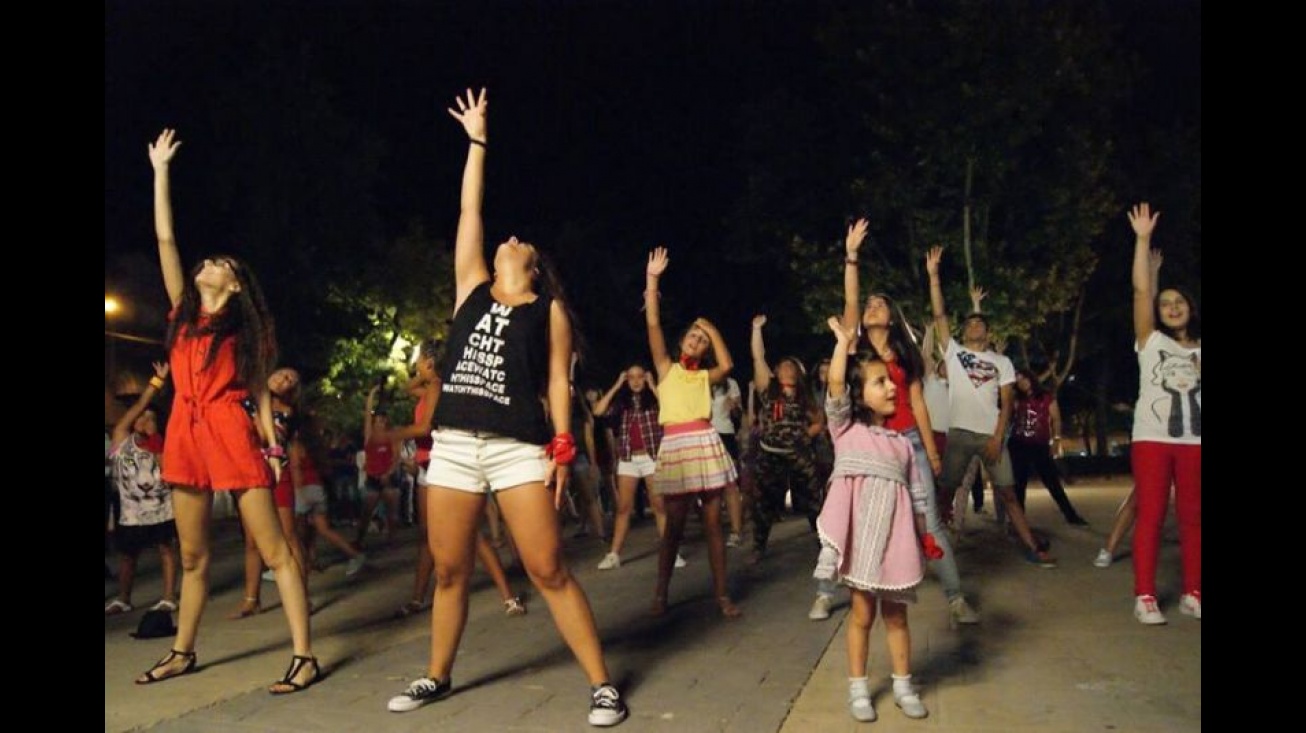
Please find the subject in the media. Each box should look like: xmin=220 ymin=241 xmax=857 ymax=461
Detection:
xmin=940 ymin=428 xmax=1013 ymax=490
xmin=294 ymin=484 xmax=328 ymax=516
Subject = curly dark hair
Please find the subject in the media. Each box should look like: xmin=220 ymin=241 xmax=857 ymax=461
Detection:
xmin=165 ymin=254 xmax=277 ymax=392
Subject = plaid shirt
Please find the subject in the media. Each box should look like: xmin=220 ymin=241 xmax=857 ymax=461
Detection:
xmin=614 ymin=400 xmax=663 ymax=461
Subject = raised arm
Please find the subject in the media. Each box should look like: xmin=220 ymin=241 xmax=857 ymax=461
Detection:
xmin=969 ymin=285 xmax=987 ymax=315
xmin=841 ymin=218 xmax=870 ymax=333
xmin=388 ymin=379 xmax=440 ymax=441
xmin=111 ymin=362 xmax=170 ymax=446
xmin=645 ymin=248 xmax=673 ymax=379
xmin=750 ymin=315 xmax=772 ymax=394
xmin=447 ymin=88 xmax=492 ymax=310
xmin=593 ymin=371 xmax=626 ymax=417
xmin=1128 ymin=203 xmax=1161 ymax=347
xmin=825 ymin=317 xmax=855 ymax=400
xmin=1149 ymin=248 xmax=1164 ymax=303
xmin=926 ymin=245 xmax=950 ymax=343
xmin=696 ymin=317 xmax=733 ymax=385
xmin=363 ymin=385 xmax=380 ymax=444
xmin=149 ymin=129 xmax=185 ymax=307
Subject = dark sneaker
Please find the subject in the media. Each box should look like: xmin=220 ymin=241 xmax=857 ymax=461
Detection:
xmin=588 ymin=683 xmax=628 ymax=727
xmin=388 ymin=676 xmax=452 ymax=712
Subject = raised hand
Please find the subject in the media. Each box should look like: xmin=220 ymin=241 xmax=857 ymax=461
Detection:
xmin=969 ymin=286 xmax=988 ymax=312
xmin=925 ymin=245 xmax=945 ymax=277
xmin=827 ymin=316 xmax=856 ymax=343
xmin=148 ymin=128 xmax=181 ymax=170
xmin=845 ymin=218 xmax=870 ymax=257
xmin=447 ymin=87 xmax=488 ymax=143
xmin=152 ymin=361 xmax=171 ymax=379
xmin=1127 ymin=202 xmax=1160 ymax=240
xmin=647 ymin=247 xmax=670 ymax=278
xmin=693 ymin=317 xmax=718 ymax=333
xmin=752 ymin=314 xmax=767 ymax=330
xmin=1148 ymin=248 xmax=1164 ymax=275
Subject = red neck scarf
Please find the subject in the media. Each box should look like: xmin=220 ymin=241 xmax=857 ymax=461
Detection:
xmin=680 ymin=355 xmax=700 ymax=371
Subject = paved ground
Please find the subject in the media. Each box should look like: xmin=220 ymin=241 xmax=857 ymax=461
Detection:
xmin=104 ymin=477 xmax=1200 ymax=732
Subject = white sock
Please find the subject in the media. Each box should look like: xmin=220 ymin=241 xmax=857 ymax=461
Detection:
xmin=892 ymin=673 xmax=914 ymax=697
xmin=849 ymin=676 xmax=870 ymax=699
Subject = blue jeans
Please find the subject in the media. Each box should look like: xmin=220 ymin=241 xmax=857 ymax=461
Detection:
xmin=817 ymin=427 xmax=964 ymax=601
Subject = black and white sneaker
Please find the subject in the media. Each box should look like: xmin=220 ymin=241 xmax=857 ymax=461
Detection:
xmin=387 ymin=676 xmax=452 ymax=712
xmin=588 ymin=683 xmax=628 ymax=727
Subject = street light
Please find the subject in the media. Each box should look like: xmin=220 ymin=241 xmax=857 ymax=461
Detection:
xmin=105 ymin=296 xmax=122 ymax=315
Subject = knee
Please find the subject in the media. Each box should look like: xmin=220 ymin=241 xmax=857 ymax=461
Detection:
xmin=178 ymin=546 xmax=210 ymax=574
xmin=432 ymin=559 xmax=471 ymax=589
xmin=525 ymin=558 xmax=570 ymax=592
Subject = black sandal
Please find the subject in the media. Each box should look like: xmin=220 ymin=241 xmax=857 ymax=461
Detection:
xmin=269 ymin=655 xmax=321 ymax=695
xmin=136 ymin=649 xmax=197 ymax=685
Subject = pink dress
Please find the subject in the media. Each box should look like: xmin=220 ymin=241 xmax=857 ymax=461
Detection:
xmin=814 ymin=392 xmax=928 ymax=603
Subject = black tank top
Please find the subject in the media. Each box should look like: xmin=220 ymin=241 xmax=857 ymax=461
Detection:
xmin=435 ymin=281 xmax=552 ymax=445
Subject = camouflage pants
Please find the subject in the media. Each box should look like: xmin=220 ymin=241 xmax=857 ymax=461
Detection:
xmin=752 ymin=446 xmax=821 ymax=553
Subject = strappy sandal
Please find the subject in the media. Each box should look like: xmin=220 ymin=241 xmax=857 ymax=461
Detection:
xmin=269 ymin=655 xmax=321 ymax=695
xmin=227 ymin=597 xmax=261 ymax=620
xmin=136 ymin=649 xmax=197 ymax=685
xmin=717 ymin=596 xmax=743 ymax=619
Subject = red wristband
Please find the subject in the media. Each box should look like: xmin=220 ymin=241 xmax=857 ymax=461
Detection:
xmin=546 ymin=433 xmax=577 ymax=466
xmin=922 ymin=533 xmax=945 ymax=560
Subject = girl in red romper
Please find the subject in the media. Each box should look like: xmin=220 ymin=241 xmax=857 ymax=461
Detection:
xmin=134 ymin=129 xmax=318 ymax=695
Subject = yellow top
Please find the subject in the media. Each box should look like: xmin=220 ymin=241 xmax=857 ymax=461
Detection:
xmin=657 ymin=364 xmax=711 ymax=425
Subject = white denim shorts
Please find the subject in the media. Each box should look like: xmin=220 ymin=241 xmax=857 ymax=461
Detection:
xmin=616 ymin=452 xmax=657 ymax=479
xmin=422 ymin=428 xmax=548 ymax=493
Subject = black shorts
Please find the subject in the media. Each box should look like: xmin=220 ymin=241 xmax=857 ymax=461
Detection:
xmin=718 ymin=433 xmax=740 ymax=464
xmin=115 ymin=521 xmax=178 ymax=555
xmin=364 ymin=474 xmax=393 ymax=493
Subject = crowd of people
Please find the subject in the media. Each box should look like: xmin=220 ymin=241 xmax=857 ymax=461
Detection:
xmin=105 ymin=89 xmax=1199 ymax=727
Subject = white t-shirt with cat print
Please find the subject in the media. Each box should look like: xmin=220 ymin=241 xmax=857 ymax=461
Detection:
xmin=1132 ymin=331 xmax=1201 ymax=445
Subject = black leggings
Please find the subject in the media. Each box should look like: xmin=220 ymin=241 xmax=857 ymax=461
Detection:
xmin=1008 ymin=441 xmax=1083 ymax=522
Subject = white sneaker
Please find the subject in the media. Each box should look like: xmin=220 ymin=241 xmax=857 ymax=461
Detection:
xmin=1093 ymin=548 xmax=1113 ymax=568
xmin=726 ymin=532 xmax=742 ymax=548
xmin=948 ymin=596 xmax=980 ymax=626
xmin=345 ymin=554 xmax=367 ymax=577
xmin=387 ymin=676 xmax=452 ymax=712
xmin=596 ymin=552 xmax=621 ymax=570
xmin=1134 ymin=594 xmax=1167 ymax=625
xmin=261 ymin=569 xmax=276 ymax=582
xmin=808 ymin=594 xmax=833 ymax=621
xmin=674 ymin=553 xmax=687 ymax=568
xmin=1179 ymin=592 xmax=1201 ymax=620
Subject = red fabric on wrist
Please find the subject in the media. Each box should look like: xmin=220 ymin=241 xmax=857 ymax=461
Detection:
xmin=922 ymin=533 xmax=945 ymax=560
xmin=547 ymin=433 xmax=577 ymax=465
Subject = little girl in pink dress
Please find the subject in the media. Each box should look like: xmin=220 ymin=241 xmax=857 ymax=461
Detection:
xmin=813 ymin=318 xmax=942 ymax=723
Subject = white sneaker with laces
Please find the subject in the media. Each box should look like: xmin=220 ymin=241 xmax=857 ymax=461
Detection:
xmin=808 ymin=594 xmax=833 ymax=621
xmin=596 ymin=552 xmax=621 ymax=570
xmin=588 ymin=683 xmax=628 ymax=727
xmin=1134 ymin=594 xmax=1167 ymax=625
xmin=1179 ymin=592 xmax=1201 ymax=619
xmin=387 ymin=676 xmax=452 ymax=713
xmin=1093 ymin=548 xmax=1113 ymax=568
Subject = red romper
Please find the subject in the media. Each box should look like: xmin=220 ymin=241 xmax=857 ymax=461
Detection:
xmin=161 ymin=312 xmax=274 ymax=491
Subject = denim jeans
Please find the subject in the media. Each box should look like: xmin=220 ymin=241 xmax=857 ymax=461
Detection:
xmin=817 ymin=427 xmax=964 ymax=601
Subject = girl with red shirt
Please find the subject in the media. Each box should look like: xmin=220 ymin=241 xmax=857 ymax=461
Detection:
xmin=135 ymin=129 xmax=318 ymax=694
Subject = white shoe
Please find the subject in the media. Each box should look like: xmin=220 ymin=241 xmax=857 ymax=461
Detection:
xmin=596 ymin=552 xmax=621 ymax=570
xmin=726 ymin=532 xmax=742 ymax=548
xmin=848 ymin=691 xmax=876 ymax=722
xmin=1134 ymin=594 xmax=1167 ymax=625
xmin=345 ymin=554 xmax=367 ymax=577
xmin=894 ymin=690 xmax=928 ymax=719
xmin=674 ymin=553 xmax=687 ymax=568
xmin=948 ymin=596 xmax=980 ymax=626
xmin=261 ymin=569 xmax=276 ymax=582
xmin=808 ymin=594 xmax=832 ymax=621
xmin=1093 ymin=548 xmax=1113 ymax=568
xmin=1179 ymin=592 xmax=1201 ymax=620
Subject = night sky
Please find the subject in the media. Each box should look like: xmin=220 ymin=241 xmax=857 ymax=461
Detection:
xmin=105 ymin=1 xmax=1200 ymax=395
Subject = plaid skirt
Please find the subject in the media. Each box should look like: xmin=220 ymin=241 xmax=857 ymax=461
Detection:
xmin=652 ymin=420 xmax=738 ymax=496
